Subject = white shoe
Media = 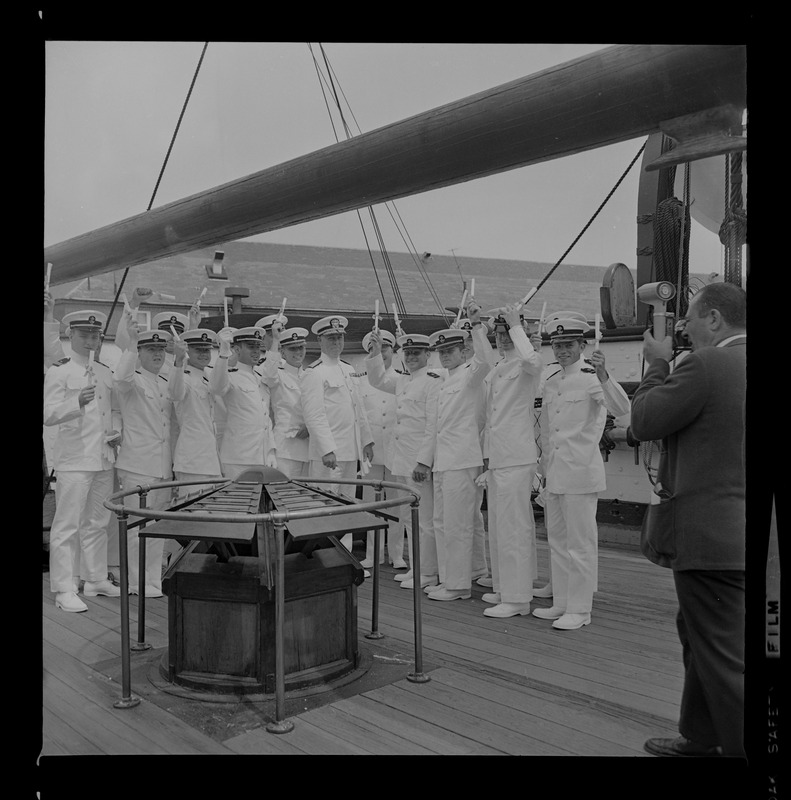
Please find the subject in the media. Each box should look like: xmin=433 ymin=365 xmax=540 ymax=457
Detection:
xmin=129 ymin=584 xmax=164 ymax=598
xmin=55 ymin=592 xmax=88 ymax=613
xmin=83 ymin=579 xmax=121 ymax=597
xmin=401 ymin=575 xmax=438 ymax=590
xmin=363 ymin=569 xmax=371 ymax=579
xmin=481 ymin=592 xmax=501 ymax=604
xmin=391 ymin=559 xmax=408 ymax=570
xmin=360 ymin=558 xmax=374 ymax=569
xmin=552 ymin=613 xmax=591 ymax=630
xmin=471 ymin=569 xmax=489 ymax=580
xmin=394 ymin=570 xmax=413 ymax=583
xmin=425 ymin=582 xmax=445 ymax=594
xmin=532 ymin=605 xmax=566 ymax=620
xmin=427 ymin=588 xmax=471 ymax=602
xmin=483 ymin=602 xmax=531 ymax=618
xmin=476 ymin=576 xmax=494 ymax=588
xmin=532 ymin=583 xmax=553 ymax=598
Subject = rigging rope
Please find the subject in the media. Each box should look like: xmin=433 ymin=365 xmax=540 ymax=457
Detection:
xmin=720 ymin=152 xmax=747 ymax=286
xmin=102 ymin=42 xmax=210 ymax=339
xmin=532 ymin=141 xmax=647 ymax=298
xmin=308 ymin=43 xmax=449 ymax=321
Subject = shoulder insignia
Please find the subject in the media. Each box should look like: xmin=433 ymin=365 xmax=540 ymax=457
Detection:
xmin=53 ymin=358 xmax=70 ymax=366
xmin=307 ymin=358 xmax=321 ymax=369
xmin=350 ymin=371 xmax=367 ymax=378
xmin=96 ymin=359 xmax=108 ymax=368
xmin=426 ymin=371 xmax=441 ymax=378
xmin=158 ymin=374 xmax=168 ymax=382
xmin=134 ymin=370 xmax=142 ymax=375
xmin=546 ymin=368 xmax=562 ymax=381
xmin=341 ymin=359 xmax=352 ymax=366
xmin=581 ymin=368 xmax=596 ymax=374
xmin=184 ymin=369 xmax=191 ymax=375
xmin=229 ymin=368 xmax=238 ymax=373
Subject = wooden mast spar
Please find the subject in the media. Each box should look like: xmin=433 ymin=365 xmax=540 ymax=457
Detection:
xmin=44 ymin=44 xmax=746 ymax=286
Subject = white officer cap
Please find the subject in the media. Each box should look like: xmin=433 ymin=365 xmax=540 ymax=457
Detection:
xmin=450 ymin=318 xmax=474 ymax=331
xmin=181 ymin=329 xmax=218 ymax=346
xmin=137 ymin=329 xmax=172 ymax=347
xmin=546 ymin=316 xmax=591 ymax=342
xmin=62 ymin=310 xmax=106 ymax=330
xmin=280 ymin=327 xmax=309 ymax=347
xmin=396 ymin=333 xmax=431 ymax=350
xmin=231 ymin=327 xmax=265 ymax=344
xmin=311 ymin=316 xmax=349 ymax=336
xmin=255 ymin=314 xmax=289 ymax=330
xmin=152 ymin=311 xmax=188 ymax=333
xmin=429 ymin=328 xmax=469 ymax=350
xmin=362 ymin=329 xmax=396 ymax=352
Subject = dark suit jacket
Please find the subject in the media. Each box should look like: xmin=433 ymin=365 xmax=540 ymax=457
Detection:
xmin=630 ymin=338 xmax=746 ymax=571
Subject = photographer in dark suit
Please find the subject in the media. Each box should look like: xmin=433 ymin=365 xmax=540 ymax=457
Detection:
xmin=630 ymin=282 xmax=746 ymax=758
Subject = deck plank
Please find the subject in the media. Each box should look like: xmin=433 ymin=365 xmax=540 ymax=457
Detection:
xmin=43 ymin=640 xmax=231 ymax=755
xmin=41 ymin=535 xmax=689 ymax=757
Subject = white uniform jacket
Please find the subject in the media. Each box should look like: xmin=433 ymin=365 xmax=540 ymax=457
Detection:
xmin=209 ymin=356 xmax=279 ymax=466
xmin=431 ymin=346 xmax=491 ymax=473
xmin=114 ymin=350 xmax=173 ymax=479
xmin=473 ymin=325 xmax=544 ymax=469
xmin=300 ymin=356 xmax=373 ymax=462
xmin=168 ymin=364 xmax=222 ymax=475
xmin=365 ymin=354 xmax=440 ymax=475
xmin=44 ymin=356 xmax=121 ymax=471
xmin=538 ymin=359 xmax=631 ymax=494
xmin=271 ymin=361 xmax=309 ymax=462
xmin=44 ymin=321 xmax=65 ymax=370
xmin=357 ymin=366 xmax=398 ymax=470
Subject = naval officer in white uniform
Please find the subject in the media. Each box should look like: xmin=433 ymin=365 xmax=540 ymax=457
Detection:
xmin=270 ymin=327 xmax=311 ymax=479
xmin=209 ymin=326 xmax=281 ymax=479
xmin=425 ymin=308 xmax=491 ymax=601
xmin=168 ymin=329 xmax=224 ymax=498
xmin=365 ymin=330 xmax=441 ymax=588
xmin=472 ymin=302 xmax=544 ymax=618
xmin=533 ymin=313 xmax=631 ymax=630
xmin=114 ymin=322 xmax=175 ymax=597
xmin=359 ymin=329 xmax=404 ymax=569
xmin=300 ymin=315 xmax=374 ymax=551
xmin=44 ymin=310 xmax=122 ymax=611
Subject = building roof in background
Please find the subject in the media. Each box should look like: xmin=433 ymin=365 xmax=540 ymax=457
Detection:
xmin=50 ymin=241 xmax=618 ymax=320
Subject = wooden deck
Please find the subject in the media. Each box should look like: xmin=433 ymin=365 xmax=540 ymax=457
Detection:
xmin=40 ymin=523 xmax=690 ymax=759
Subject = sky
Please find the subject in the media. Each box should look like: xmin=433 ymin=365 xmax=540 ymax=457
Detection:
xmin=44 ymin=42 xmax=735 ymax=276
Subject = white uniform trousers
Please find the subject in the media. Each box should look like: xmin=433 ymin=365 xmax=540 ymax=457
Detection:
xmin=362 ymin=465 xmax=405 ymax=564
xmin=167 ymin=471 xmax=225 ymax=565
xmin=544 ymin=491 xmax=599 ymax=614
xmin=487 ymin=465 xmax=537 ymax=604
xmin=276 ymin=457 xmax=310 ymax=480
xmin=393 ymin=472 xmax=438 ymax=578
xmin=116 ymin=470 xmax=171 ymax=592
xmin=106 ymin=471 xmax=122 ymax=571
xmin=472 ymin=483 xmax=489 ymax=577
xmin=174 ymin=471 xmax=225 ymax=501
xmin=49 ymin=469 xmax=115 ymax=593
xmin=309 ymin=460 xmax=358 ymax=550
xmin=433 ymin=467 xmax=479 ymax=590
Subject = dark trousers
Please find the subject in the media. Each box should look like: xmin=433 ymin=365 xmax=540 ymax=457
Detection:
xmin=674 ymin=569 xmax=745 ymax=756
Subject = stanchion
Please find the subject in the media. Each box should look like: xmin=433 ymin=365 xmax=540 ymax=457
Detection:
xmin=407 ymin=502 xmax=430 ymax=683
xmin=132 ymin=487 xmax=152 ymax=651
xmin=113 ymin=509 xmax=140 ymax=708
xmin=365 ymin=483 xmax=385 ymax=640
xmin=266 ymin=520 xmax=294 ymax=734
